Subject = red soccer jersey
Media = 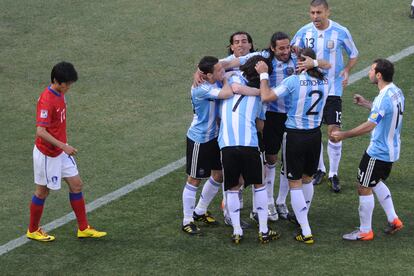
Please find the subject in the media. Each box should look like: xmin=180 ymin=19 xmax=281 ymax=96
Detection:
xmin=35 ymin=86 xmax=67 ymax=157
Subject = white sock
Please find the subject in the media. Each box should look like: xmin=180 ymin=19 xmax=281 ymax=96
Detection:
xmin=328 ymin=140 xmax=342 ymax=178
xmin=251 ymin=185 xmax=257 ymax=213
xmin=276 ymin=172 xmax=289 ymax=205
xmin=239 ymin=186 xmax=244 ymax=209
xmin=359 ymin=194 xmax=375 ymax=233
xmin=264 ymin=163 xmax=276 ymax=205
xmin=290 ymin=188 xmax=311 ymax=236
xmin=182 ymin=183 xmax=198 ymax=225
xmin=318 ymin=141 xmax=326 ymax=172
xmin=227 ymin=191 xmax=242 ymax=235
xmin=373 ymin=181 xmax=398 ymax=223
xmin=255 ymin=186 xmax=269 ymax=233
xmin=412 ymin=0 xmax=414 ymax=6
xmin=194 ymin=177 xmax=221 ymax=215
xmin=302 ymin=182 xmax=314 ymax=209
xmin=222 ymin=183 xmax=228 ymax=217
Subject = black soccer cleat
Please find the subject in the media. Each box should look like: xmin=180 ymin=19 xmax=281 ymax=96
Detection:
xmin=231 ymin=234 xmax=243 ymax=244
xmin=313 ymin=169 xmax=326 ymax=185
xmin=193 ymin=211 xmax=219 ymax=226
xmin=182 ymin=222 xmax=201 ymax=235
xmin=259 ymin=228 xmax=281 ymax=244
xmin=328 ymin=175 xmax=341 ymax=193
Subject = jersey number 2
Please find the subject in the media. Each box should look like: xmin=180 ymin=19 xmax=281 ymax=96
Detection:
xmin=306 ymin=90 xmax=323 ymax=115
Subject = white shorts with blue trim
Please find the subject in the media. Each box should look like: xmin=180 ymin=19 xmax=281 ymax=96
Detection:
xmin=33 ymin=145 xmax=79 ymax=190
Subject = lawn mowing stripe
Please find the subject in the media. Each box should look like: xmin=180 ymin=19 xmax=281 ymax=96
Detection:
xmin=1 ymin=45 xmax=414 ymax=256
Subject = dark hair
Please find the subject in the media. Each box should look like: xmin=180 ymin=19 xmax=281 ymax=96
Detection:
xmin=310 ymin=0 xmax=329 ymax=9
xmin=267 ymin=31 xmax=290 ymax=61
xmin=298 ymin=48 xmax=325 ymax=80
xmin=51 ymin=61 xmax=78 ymax=84
xmin=198 ymin=56 xmax=219 ymax=74
xmin=373 ymin=58 xmax=394 ymax=82
xmin=240 ymin=55 xmax=273 ymax=88
xmin=227 ymin=31 xmax=255 ymax=55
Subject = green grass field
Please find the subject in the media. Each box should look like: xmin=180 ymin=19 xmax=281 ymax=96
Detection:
xmin=1 ymin=0 xmax=414 ymax=274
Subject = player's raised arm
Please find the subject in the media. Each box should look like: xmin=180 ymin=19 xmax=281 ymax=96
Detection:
xmin=255 ymin=60 xmax=276 ymax=102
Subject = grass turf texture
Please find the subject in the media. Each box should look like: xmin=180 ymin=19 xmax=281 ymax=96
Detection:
xmin=1 ymin=0 xmax=414 ymax=274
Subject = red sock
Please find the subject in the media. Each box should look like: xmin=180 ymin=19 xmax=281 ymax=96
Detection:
xmin=69 ymin=192 xmax=89 ymax=231
xmin=29 ymin=195 xmax=45 ymax=232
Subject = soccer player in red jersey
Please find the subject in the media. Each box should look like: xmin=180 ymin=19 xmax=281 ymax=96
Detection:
xmin=27 ymin=61 xmax=106 ymax=242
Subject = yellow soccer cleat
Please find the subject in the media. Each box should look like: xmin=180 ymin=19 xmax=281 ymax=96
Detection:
xmin=26 ymin=228 xmax=55 ymax=242
xmin=77 ymin=225 xmax=107 ymax=238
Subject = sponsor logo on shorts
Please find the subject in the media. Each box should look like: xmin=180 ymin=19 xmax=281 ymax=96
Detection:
xmin=51 ymin=176 xmax=58 ymax=184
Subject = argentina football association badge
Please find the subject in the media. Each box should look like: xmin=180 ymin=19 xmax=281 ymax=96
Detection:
xmin=327 ymin=40 xmax=335 ymax=49
xmin=286 ymin=67 xmax=295 ymax=76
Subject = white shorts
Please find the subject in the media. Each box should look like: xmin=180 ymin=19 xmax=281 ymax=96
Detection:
xmin=33 ymin=145 xmax=79 ymax=190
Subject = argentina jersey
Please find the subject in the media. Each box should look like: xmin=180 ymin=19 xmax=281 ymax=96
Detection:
xmin=218 ymin=73 xmax=264 ymax=149
xmin=187 ymin=81 xmax=221 ymax=143
xmin=367 ymin=83 xmax=404 ymax=162
xmin=273 ymin=73 xmax=329 ymax=130
xmin=239 ymin=50 xmax=295 ymax=113
xmin=292 ymin=20 xmax=358 ymax=97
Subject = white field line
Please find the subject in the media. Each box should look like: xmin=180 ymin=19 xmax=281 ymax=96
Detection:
xmin=1 ymin=45 xmax=414 ymax=256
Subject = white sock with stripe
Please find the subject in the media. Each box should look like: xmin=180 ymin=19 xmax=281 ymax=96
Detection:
xmin=276 ymin=172 xmax=289 ymax=205
xmin=302 ymin=182 xmax=314 ymax=209
xmin=373 ymin=181 xmax=398 ymax=223
xmin=290 ymin=188 xmax=311 ymax=236
xmin=182 ymin=183 xmax=198 ymax=225
xmin=194 ymin=177 xmax=221 ymax=216
xmin=227 ymin=190 xmax=242 ymax=235
xmin=254 ymin=186 xmax=269 ymax=234
xmin=359 ymin=194 xmax=375 ymax=233
xmin=328 ymin=140 xmax=342 ymax=178
xmin=264 ymin=163 xmax=276 ymax=205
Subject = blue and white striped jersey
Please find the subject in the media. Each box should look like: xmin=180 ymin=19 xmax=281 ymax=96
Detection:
xmin=367 ymin=83 xmax=404 ymax=162
xmin=240 ymin=50 xmax=297 ymax=113
xmin=273 ymin=73 xmax=329 ymax=130
xmin=187 ymin=81 xmax=221 ymax=143
xmin=292 ymin=20 xmax=358 ymax=97
xmin=218 ymin=73 xmax=264 ymax=149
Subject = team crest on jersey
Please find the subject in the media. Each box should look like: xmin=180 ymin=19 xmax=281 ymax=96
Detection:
xmin=40 ymin=109 xmax=48 ymax=118
xmin=327 ymin=40 xmax=335 ymax=49
xmin=51 ymin=176 xmax=58 ymax=184
xmin=286 ymin=67 xmax=295 ymax=76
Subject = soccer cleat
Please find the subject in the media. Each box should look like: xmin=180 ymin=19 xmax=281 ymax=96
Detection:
xmin=342 ymin=229 xmax=374 ymax=241
xmin=224 ymin=216 xmax=251 ymax=229
xmin=250 ymin=211 xmax=259 ymax=224
xmin=328 ymin=175 xmax=341 ymax=193
xmin=268 ymin=203 xmax=279 ymax=221
xmin=231 ymin=234 xmax=243 ymax=244
xmin=276 ymin=204 xmax=289 ymax=220
xmin=182 ymin=222 xmax=201 ymax=235
xmin=384 ymin=218 xmax=404 ymax=234
xmin=26 ymin=228 xmax=55 ymax=242
xmin=313 ymin=170 xmax=326 ymax=185
xmin=193 ymin=211 xmax=219 ymax=226
xmin=295 ymin=232 xmax=314 ymax=244
xmin=259 ymin=228 xmax=281 ymax=244
xmin=77 ymin=225 xmax=107 ymax=238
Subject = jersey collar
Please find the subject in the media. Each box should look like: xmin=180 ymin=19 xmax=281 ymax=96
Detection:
xmin=48 ymin=86 xmax=62 ymax=97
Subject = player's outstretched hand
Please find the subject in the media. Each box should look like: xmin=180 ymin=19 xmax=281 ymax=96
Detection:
xmin=330 ymin=130 xmax=344 ymax=142
xmin=353 ymin=94 xmax=372 ymax=109
xmin=63 ymin=144 xmax=78 ymax=156
xmin=296 ymin=55 xmax=314 ymax=72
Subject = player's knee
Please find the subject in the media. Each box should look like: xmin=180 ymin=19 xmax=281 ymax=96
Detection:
xmin=357 ymin=184 xmax=373 ymax=195
xmin=302 ymin=175 xmax=313 ymax=184
xmin=187 ymin=176 xmax=201 ymax=187
xmin=34 ymin=185 xmax=49 ymax=199
xmin=265 ymin=154 xmax=277 ymax=165
xmin=211 ymin=170 xmax=223 ymax=183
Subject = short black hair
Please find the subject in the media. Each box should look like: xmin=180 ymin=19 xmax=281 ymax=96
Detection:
xmin=373 ymin=58 xmax=394 ymax=82
xmin=227 ymin=31 xmax=255 ymax=55
xmin=240 ymin=55 xmax=273 ymax=88
xmin=310 ymin=0 xmax=329 ymax=9
xmin=198 ymin=56 xmax=219 ymax=74
xmin=51 ymin=61 xmax=78 ymax=84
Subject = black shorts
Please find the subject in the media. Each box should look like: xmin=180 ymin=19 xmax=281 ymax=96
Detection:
xmin=263 ymin=111 xmax=287 ymax=155
xmin=221 ymin=146 xmax=263 ymax=190
xmin=186 ymin=137 xmax=221 ymax=179
xmin=357 ymin=152 xmax=393 ymax=187
xmin=282 ymin=127 xmax=321 ymax=180
xmin=322 ymin=96 xmax=342 ymax=126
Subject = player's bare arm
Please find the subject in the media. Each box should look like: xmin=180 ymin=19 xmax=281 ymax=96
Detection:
xmin=353 ymin=94 xmax=372 ymax=109
xmin=231 ymin=83 xmax=260 ymax=96
xmin=36 ymin=126 xmax=78 ymax=155
xmin=255 ymin=61 xmax=276 ymax=102
xmin=340 ymin=57 xmax=358 ymax=87
xmin=217 ymin=78 xmax=234 ymax=99
xmin=296 ymin=55 xmax=331 ymax=72
xmin=331 ymin=121 xmax=376 ymax=142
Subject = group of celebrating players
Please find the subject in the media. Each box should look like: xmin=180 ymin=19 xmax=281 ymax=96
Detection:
xmin=182 ymin=0 xmax=405 ymax=244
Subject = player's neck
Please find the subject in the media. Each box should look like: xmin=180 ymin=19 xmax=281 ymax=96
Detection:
xmin=50 ymin=83 xmax=65 ymax=94
xmin=316 ymin=19 xmax=330 ymax=31
xmin=377 ymin=80 xmax=391 ymax=92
